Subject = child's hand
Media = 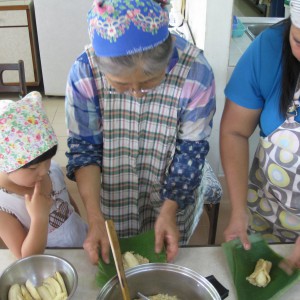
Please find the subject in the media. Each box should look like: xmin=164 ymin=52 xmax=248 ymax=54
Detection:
xmin=25 ymin=181 xmax=53 ymax=220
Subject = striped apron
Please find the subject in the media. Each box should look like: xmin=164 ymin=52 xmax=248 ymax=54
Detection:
xmin=248 ymin=76 xmax=300 ymax=243
xmin=86 ymin=42 xmax=204 ymax=244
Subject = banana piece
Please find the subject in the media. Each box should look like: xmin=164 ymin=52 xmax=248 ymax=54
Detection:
xmin=21 ymin=284 xmax=33 ymax=300
xmin=246 ymin=258 xmax=272 ymax=287
xmin=42 ymin=282 xmax=56 ymax=298
xmin=9 ymin=272 xmax=68 ymax=300
xmin=43 ymin=277 xmax=62 ymax=295
xmin=37 ymin=286 xmax=52 ymax=300
xmin=122 ymin=251 xmax=150 ymax=270
xmin=122 ymin=251 xmax=140 ymax=269
xmin=54 ymin=271 xmax=68 ymax=295
xmin=25 ymin=280 xmax=41 ymax=300
xmin=8 ymin=283 xmax=23 ymax=300
xmin=53 ymin=292 xmax=68 ymax=300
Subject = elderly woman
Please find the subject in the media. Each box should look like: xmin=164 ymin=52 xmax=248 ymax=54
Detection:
xmin=65 ymin=0 xmax=215 ymax=264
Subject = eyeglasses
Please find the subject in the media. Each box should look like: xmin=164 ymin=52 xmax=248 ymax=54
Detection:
xmin=102 ymin=73 xmax=165 ymax=97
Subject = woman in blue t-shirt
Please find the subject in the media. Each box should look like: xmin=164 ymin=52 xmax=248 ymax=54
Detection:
xmin=221 ymin=0 xmax=300 ymax=269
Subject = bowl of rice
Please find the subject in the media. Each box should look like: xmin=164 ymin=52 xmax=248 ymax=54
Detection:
xmin=97 ymin=263 xmax=221 ymax=300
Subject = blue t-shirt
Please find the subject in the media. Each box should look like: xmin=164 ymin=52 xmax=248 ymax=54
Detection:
xmin=225 ymin=21 xmax=299 ymax=137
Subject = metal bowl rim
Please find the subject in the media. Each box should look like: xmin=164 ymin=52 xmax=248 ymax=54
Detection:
xmin=0 ymin=254 xmax=78 ymax=297
xmin=98 ymin=263 xmax=221 ymax=300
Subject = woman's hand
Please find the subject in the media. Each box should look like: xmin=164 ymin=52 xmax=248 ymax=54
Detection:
xmin=83 ymin=214 xmax=110 ymax=265
xmin=154 ymin=199 xmax=179 ymax=262
xmin=224 ymin=209 xmax=251 ymax=250
xmin=280 ymin=237 xmax=300 ymax=274
xmin=291 ymin=237 xmax=300 ymax=268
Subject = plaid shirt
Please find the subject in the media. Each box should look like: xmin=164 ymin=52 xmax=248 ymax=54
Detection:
xmin=65 ymin=35 xmax=215 ymax=209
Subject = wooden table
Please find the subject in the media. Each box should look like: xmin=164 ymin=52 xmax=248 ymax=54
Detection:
xmin=0 ymin=244 xmax=299 ymax=299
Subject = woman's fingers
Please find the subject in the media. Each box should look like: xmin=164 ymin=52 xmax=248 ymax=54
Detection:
xmin=83 ymin=222 xmax=110 ymax=265
xmin=240 ymin=232 xmax=251 ymax=250
xmin=83 ymin=240 xmax=100 ymax=265
xmin=283 ymin=237 xmax=300 ymax=272
xmin=165 ymin=234 xmax=179 ymax=262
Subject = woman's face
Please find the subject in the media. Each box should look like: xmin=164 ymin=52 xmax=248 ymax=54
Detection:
xmin=8 ymin=159 xmax=51 ymax=188
xmin=105 ymin=67 xmax=165 ymax=98
xmin=290 ymin=24 xmax=300 ymax=61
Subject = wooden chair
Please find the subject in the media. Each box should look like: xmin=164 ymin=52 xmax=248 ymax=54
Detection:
xmin=200 ymin=160 xmax=223 ymax=244
xmin=0 ymin=60 xmax=27 ymax=98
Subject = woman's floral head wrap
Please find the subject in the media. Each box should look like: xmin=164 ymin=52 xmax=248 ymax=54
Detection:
xmin=87 ymin=0 xmax=170 ymax=57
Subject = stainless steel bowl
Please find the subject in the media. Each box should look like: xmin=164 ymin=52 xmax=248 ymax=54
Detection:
xmin=0 ymin=254 xmax=78 ymax=300
xmin=97 ymin=263 xmax=221 ymax=300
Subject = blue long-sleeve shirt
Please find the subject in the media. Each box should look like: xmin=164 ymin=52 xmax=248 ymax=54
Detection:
xmin=65 ymin=35 xmax=215 ymax=209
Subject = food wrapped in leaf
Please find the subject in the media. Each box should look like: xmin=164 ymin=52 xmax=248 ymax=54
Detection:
xmin=246 ymin=258 xmax=272 ymax=287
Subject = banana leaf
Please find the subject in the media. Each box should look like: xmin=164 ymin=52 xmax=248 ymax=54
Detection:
xmin=96 ymin=229 xmax=167 ymax=287
xmin=222 ymin=234 xmax=300 ymax=300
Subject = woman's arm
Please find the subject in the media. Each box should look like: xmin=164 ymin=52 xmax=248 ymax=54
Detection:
xmin=65 ymin=54 xmax=109 ymax=264
xmin=220 ymin=98 xmax=261 ymax=249
xmin=68 ymin=192 xmax=81 ymax=215
xmin=160 ymin=50 xmax=216 ymax=209
xmin=155 ymin=50 xmax=215 ymax=260
xmin=74 ymin=165 xmax=110 ymax=264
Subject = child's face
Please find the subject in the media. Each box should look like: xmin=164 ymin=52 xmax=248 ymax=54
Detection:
xmin=8 ymin=159 xmax=51 ymax=188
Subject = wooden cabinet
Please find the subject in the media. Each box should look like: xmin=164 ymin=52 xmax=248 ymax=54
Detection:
xmin=0 ymin=0 xmax=41 ymax=86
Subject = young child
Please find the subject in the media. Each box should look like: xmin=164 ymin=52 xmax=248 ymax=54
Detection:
xmin=0 ymin=91 xmax=87 ymax=258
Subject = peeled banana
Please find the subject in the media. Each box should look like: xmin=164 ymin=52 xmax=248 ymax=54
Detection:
xmin=8 ymin=284 xmax=22 ymax=300
xmin=36 ymin=286 xmax=51 ymax=300
xmin=7 ymin=272 xmax=68 ymax=300
xmin=25 ymin=280 xmax=41 ymax=300
xmin=43 ymin=277 xmax=62 ymax=295
xmin=20 ymin=285 xmax=33 ymax=300
xmin=246 ymin=258 xmax=272 ymax=287
xmin=54 ymin=271 xmax=67 ymax=295
xmin=122 ymin=251 xmax=149 ymax=270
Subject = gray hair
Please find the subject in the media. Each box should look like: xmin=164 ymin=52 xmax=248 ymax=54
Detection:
xmin=95 ymin=34 xmax=174 ymax=76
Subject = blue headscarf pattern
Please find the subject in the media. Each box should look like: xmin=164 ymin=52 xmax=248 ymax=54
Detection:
xmin=87 ymin=0 xmax=170 ymax=57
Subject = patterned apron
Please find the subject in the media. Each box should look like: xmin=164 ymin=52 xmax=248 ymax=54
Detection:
xmin=86 ymin=42 xmax=205 ymax=244
xmin=248 ymin=76 xmax=300 ymax=243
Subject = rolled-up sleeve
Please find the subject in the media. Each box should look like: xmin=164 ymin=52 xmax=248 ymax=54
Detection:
xmin=161 ymin=50 xmax=216 ymax=209
xmin=65 ymin=52 xmax=103 ymax=180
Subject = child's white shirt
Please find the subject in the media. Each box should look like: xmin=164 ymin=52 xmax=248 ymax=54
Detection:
xmin=0 ymin=161 xmax=87 ymax=247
